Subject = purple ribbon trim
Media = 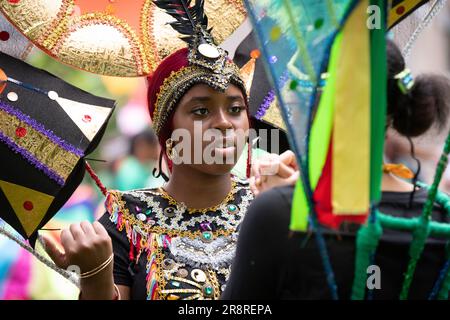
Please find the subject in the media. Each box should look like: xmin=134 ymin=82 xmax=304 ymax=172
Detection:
xmin=0 ymin=131 xmax=65 ymax=186
xmin=255 ymin=71 xmax=289 ymax=120
xmin=0 ymin=100 xmax=84 ymax=157
xmin=255 ymin=89 xmax=275 ymax=120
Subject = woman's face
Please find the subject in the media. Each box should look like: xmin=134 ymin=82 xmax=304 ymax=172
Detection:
xmin=170 ymin=83 xmax=249 ymax=176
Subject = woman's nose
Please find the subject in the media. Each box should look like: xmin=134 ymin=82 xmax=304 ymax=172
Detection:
xmin=212 ymin=109 xmax=233 ymax=131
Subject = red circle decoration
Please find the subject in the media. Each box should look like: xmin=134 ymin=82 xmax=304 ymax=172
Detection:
xmin=396 ymin=6 xmax=405 ymax=15
xmin=0 ymin=31 xmax=10 ymax=41
xmin=23 ymin=201 xmax=34 ymax=211
xmin=15 ymin=127 xmax=27 ymax=138
xmin=83 ymin=115 xmax=92 ymax=123
xmin=7 ymin=0 xmax=21 ymax=4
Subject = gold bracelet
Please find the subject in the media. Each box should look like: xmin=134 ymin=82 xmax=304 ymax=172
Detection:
xmin=80 ymin=254 xmax=114 ymax=279
xmin=113 ymin=284 xmax=121 ymax=300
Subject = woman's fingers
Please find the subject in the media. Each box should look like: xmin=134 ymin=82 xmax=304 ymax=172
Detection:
xmin=249 ymin=176 xmax=256 ymax=192
xmin=273 ymin=161 xmax=296 ymax=179
xmin=69 ymin=223 xmax=85 ymax=242
xmin=92 ymin=221 xmax=108 ymax=237
xmin=60 ymin=228 xmax=75 ymax=251
xmin=257 ymin=153 xmax=280 ymax=175
xmin=250 ymin=151 xmax=299 ymax=196
xmin=80 ymin=221 xmax=97 ymax=238
xmin=254 ymin=152 xmax=297 ymax=179
xmin=251 ymin=158 xmax=261 ymax=180
xmin=249 ymin=176 xmax=260 ymax=196
xmin=42 ymin=234 xmax=67 ymax=269
xmin=57 ymin=222 xmax=113 ymax=274
xmin=279 ymin=150 xmax=298 ymax=171
xmin=258 ymin=160 xmax=294 ymax=179
xmin=285 ymin=171 xmax=300 ymax=185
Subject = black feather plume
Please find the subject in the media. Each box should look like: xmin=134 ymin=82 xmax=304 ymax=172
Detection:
xmin=153 ymin=0 xmax=210 ymax=44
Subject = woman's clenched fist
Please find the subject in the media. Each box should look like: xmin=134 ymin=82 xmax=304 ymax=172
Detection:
xmin=42 ymin=221 xmax=112 ymax=275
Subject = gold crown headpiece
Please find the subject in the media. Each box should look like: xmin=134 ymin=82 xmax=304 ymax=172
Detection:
xmin=151 ymin=0 xmax=246 ymax=136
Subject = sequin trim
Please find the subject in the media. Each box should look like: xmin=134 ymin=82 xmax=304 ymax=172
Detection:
xmin=0 ymin=102 xmax=83 ymax=185
xmin=0 ymin=101 xmax=83 ymax=156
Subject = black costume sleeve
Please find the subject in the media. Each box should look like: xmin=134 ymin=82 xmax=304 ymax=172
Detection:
xmin=98 ymin=212 xmax=132 ymax=287
xmin=221 ymin=187 xmax=293 ymax=299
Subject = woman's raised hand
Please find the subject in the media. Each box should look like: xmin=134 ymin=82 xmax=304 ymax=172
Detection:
xmin=42 ymin=221 xmax=116 ymax=299
xmin=250 ymin=150 xmax=299 ymax=196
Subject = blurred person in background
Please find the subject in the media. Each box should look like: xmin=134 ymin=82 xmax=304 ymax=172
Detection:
xmin=385 ymin=129 xmax=450 ymax=194
xmin=114 ymin=129 xmax=164 ymax=191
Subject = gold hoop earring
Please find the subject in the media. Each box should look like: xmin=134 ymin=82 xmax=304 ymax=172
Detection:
xmin=165 ymin=138 xmax=179 ymax=161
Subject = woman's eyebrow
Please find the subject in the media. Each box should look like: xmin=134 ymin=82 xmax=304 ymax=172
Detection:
xmin=186 ymin=95 xmax=244 ymax=105
xmin=227 ymin=95 xmax=244 ymax=101
xmin=187 ymin=96 xmax=211 ymax=104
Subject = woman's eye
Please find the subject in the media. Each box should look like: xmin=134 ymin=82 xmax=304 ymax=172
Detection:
xmin=192 ymin=108 xmax=209 ymax=116
xmin=229 ymin=106 xmax=245 ymax=114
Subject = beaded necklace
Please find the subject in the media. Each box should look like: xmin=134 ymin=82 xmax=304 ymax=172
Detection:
xmin=158 ymin=180 xmax=239 ymax=215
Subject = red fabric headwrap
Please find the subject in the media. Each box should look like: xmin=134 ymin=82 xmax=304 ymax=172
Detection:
xmin=147 ymin=47 xmax=189 ymax=146
xmin=146 ymin=47 xmax=252 ymax=177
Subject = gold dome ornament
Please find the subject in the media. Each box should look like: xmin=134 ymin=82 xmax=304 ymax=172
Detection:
xmin=198 ymin=43 xmax=220 ymax=59
xmin=0 ymin=0 xmax=246 ymax=77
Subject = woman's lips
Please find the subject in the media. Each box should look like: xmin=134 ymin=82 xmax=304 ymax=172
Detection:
xmin=205 ymin=135 xmax=241 ymax=161
xmin=213 ymin=137 xmax=237 ymax=159
xmin=212 ymin=136 xmax=236 ymax=148
xmin=212 ymin=146 xmax=237 ymax=163
xmin=214 ymin=145 xmax=236 ymax=154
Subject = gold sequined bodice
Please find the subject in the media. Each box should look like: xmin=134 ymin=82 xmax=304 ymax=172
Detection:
xmin=105 ymin=176 xmax=253 ymax=300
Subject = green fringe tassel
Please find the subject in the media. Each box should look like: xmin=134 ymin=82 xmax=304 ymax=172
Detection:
xmin=400 ymin=132 xmax=450 ymax=299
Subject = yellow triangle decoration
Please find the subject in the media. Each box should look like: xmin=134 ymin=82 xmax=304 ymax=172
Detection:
xmin=388 ymin=0 xmax=425 ymax=28
xmin=0 ymin=180 xmax=54 ymax=237
xmin=55 ymin=97 xmax=111 ymax=141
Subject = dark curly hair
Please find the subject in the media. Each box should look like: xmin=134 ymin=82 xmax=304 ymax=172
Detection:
xmin=387 ymin=40 xmax=450 ymax=137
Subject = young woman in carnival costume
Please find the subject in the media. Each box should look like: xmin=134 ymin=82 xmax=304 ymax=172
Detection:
xmin=43 ymin=0 xmax=260 ymax=300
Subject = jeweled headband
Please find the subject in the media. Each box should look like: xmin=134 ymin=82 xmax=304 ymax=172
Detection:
xmin=150 ymin=0 xmax=247 ymax=136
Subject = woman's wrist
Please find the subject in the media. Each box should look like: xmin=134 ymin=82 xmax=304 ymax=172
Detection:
xmin=80 ymin=254 xmax=114 ymax=279
xmin=79 ymin=282 xmax=120 ymax=300
xmin=79 ymin=263 xmax=115 ymax=300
